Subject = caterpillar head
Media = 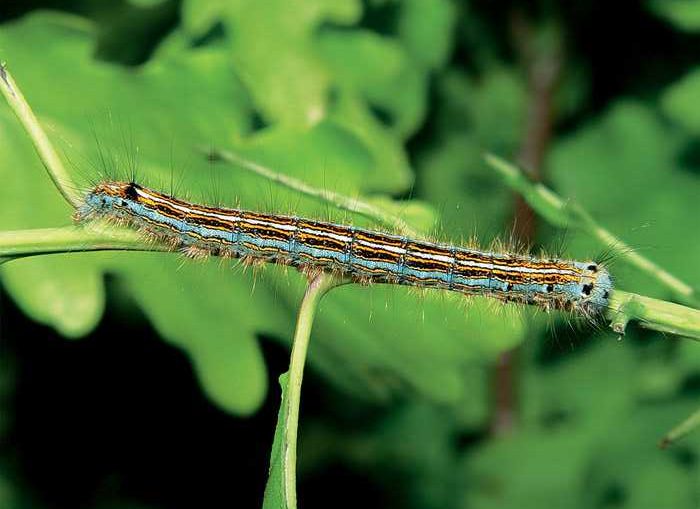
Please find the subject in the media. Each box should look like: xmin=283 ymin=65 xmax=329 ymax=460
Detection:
xmin=75 ymin=181 xmax=139 ymax=222
xmin=576 ymin=261 xmax=614 ymax=316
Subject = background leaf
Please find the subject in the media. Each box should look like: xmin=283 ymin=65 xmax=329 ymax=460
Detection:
xmin=263 ymin=373 xmax=290 ymax=509
xmin=1 ymin=1 xmax=699 ymax=509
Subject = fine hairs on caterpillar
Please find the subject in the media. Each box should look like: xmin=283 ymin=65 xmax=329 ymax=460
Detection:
xmin=74 ymin=179 xmax=614 ymax=320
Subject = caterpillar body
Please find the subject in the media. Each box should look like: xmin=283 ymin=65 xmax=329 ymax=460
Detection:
xmin=76 ymin=181 xmax=613 ymax=317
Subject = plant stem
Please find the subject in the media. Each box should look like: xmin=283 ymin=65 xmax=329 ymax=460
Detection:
xmin=0 ymin=63 xmax=81 ymax=209
xmin=660 ymin=407 xmax=700 ymax=448
xmin=607 ymin=290 xmax=700 ymax=340
xmin=203 ymin=146 xmax=419 ymax=237
xmin=491 ymin=15 xmax=563 ymax=438
xmin=0 ymin=226 xmax=160 ymax=263
xmin=283 ymin=273 xmax=343 ymax=509
xmin=484 ymin=153 xmax=697 ymax=307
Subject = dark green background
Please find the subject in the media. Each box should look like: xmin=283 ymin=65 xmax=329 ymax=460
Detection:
xmin=1 ymin=1 xmax=699 ymax=508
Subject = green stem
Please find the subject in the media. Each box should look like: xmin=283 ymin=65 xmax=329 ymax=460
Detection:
xmin=0 ymin=63 xmax=81 ymax=209
xmin=0 ymin=226 xmax=162 ymax=263
xmin=660 ymin=407 xmax=700 ymax=448
xmin=283 ymin=274 xmax=343 ymax=509
xmin=484 ymin=153 xmax=697 ymax=307
xmin=607 ymin=290 xmax=700 ymax=340
xmin=203 ymin=146 xmax=419 ymax=237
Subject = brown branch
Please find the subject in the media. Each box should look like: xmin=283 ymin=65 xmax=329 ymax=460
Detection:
xmin=491 ymin=14 xmax=563 ymax=437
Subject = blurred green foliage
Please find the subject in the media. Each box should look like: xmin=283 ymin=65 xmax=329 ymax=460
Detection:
xmin=0 ymin=1 xmax=699 ymax=508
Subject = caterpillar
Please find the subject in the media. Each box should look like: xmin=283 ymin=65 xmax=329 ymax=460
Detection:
xmin=75 ymin=180 xmax=614 ymax=318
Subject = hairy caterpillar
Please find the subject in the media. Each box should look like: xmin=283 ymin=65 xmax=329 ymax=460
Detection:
xmin=74 ymin=180 xmax=614 ymax=319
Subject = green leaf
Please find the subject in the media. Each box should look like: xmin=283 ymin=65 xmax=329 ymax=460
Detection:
xmin=0 ymin=472 xmax=16 ymax=509
xmin=116 ymin=254 xmax=286 ymax=414
xmin=649 ymin=0 xmax=700 ymax=31
xmin=326 ymin=91 xmax=414 ymax=193
xmin=263 ymin=372 xmax=291 ymax=509
xmin=317 ymin=28 xmax=426 ymax=137
xmin=419 ymin=68 xmax=527 ymax=242
xmin=2 ymin=255 xmax=105 ymax=338
xmin=181 ymin=0 xmax=361 ymax=126
xmin=231 ymin=120 xmax=375 ymax=197
xmin=181 ymin=0 xmax=424 ymax=194
xmin=397 ymin=0 xmax=456 ymax=70
xmin=459 ymin=338 xmax=700 ymax=509
xmin=309 ymin=286 xmax=526 ymax=407
xmin=127 ymin=0 xmax=168 ymax=6
xmin=461 ymin=431 xmax=592 ymax=509
xmin=662 ymin=67 xmax=700 ymax=133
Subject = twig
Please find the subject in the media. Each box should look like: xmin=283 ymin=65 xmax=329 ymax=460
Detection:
xmin=275 ymin=274 xmax=345 ymax=509
xmin=202 ymin=146 xmax=419 ymax=237
xmin=660 ymin=407 xmax=700 ymax=449
xmin=491 ymin=16 xmax=563 ymax=437
xmin=607 ymin=291 xmax=700 ymax=340
xmin=0 ymin=226 xmax=164 ymax=264
xmin=0 ymin=63 xmax=81 ymax=208
xmin=484 ymin=153 xmax=698 ymax=308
